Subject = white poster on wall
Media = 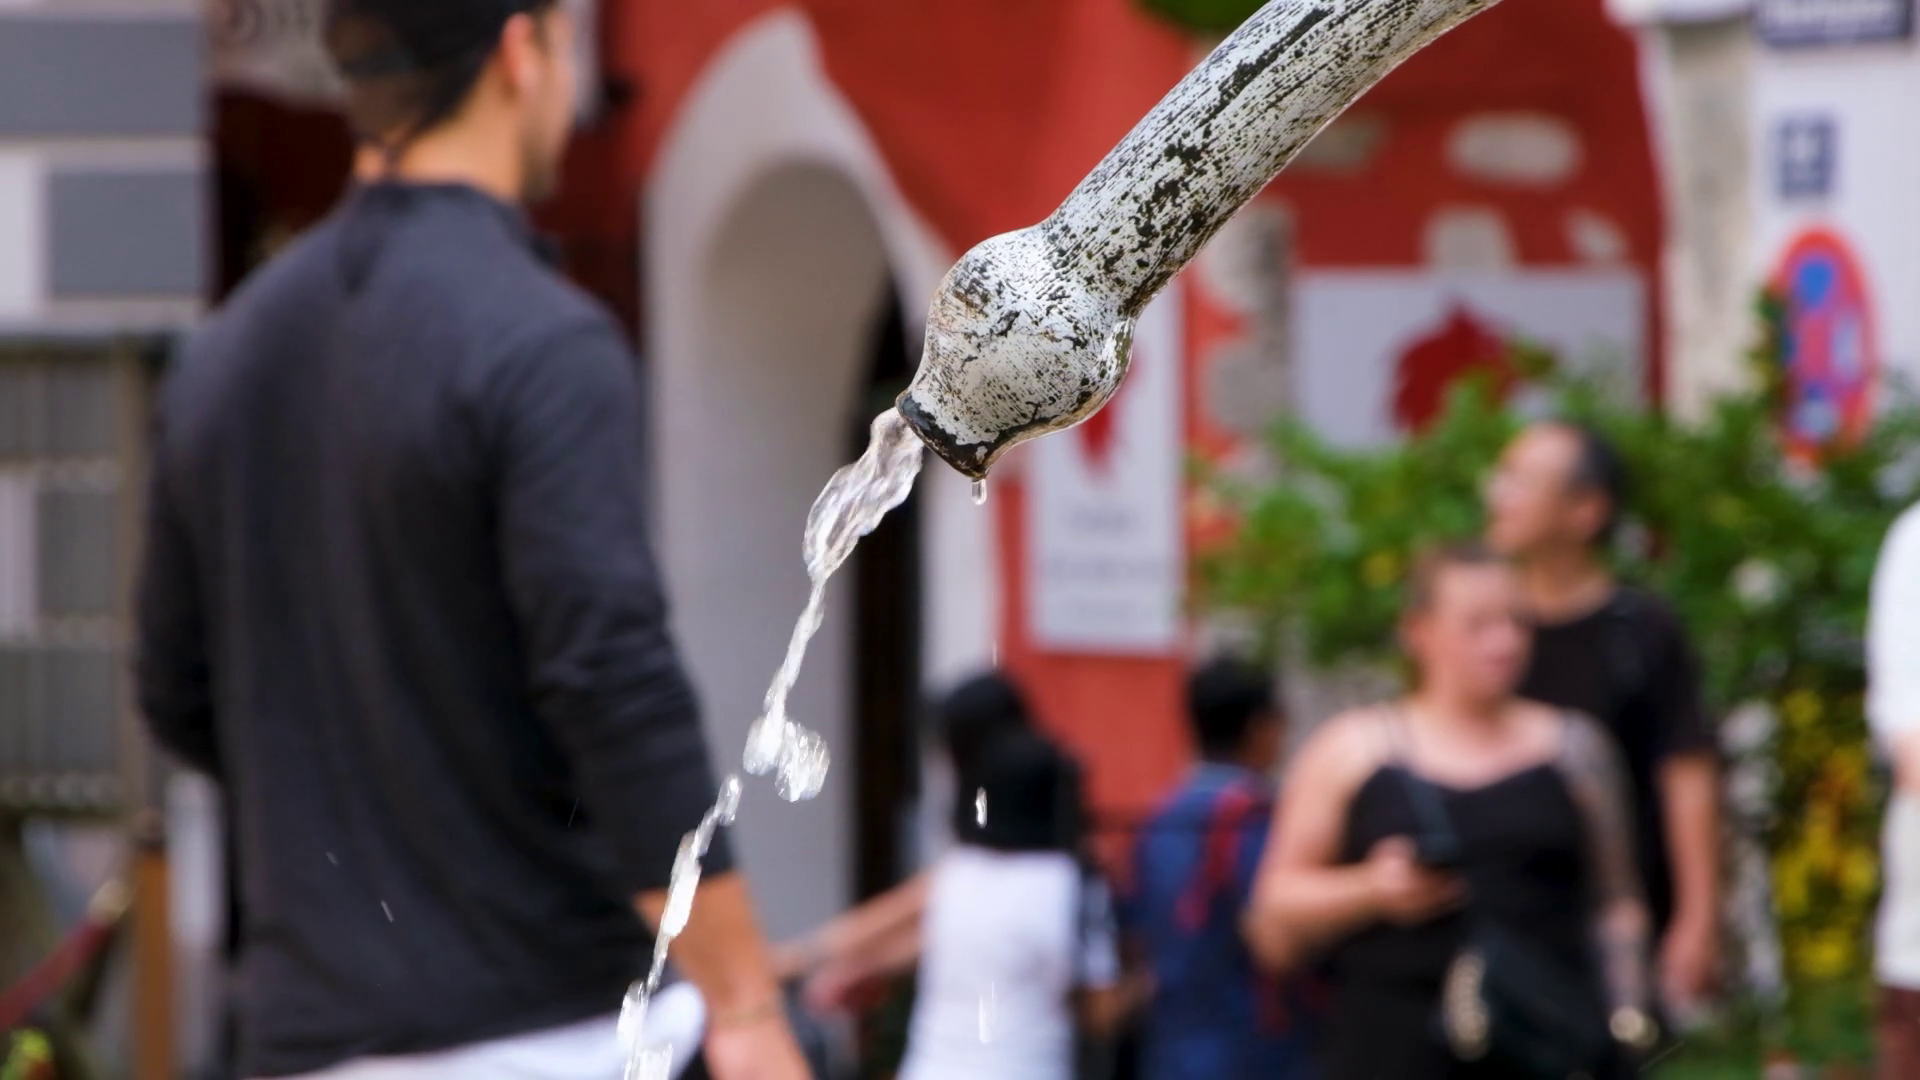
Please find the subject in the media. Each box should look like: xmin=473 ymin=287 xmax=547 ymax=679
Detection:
xmin=1293 ymin=269 xmax=1647 ymax=448
xmin=1028 ymin=283 xmax=1185 ymax=654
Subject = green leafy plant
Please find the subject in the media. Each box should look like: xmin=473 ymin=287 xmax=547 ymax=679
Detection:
xmin=1137 ymin=0 xmax=1267 ymax=34
xmin=1196 ymin=296 xmax=1920 ymax=1064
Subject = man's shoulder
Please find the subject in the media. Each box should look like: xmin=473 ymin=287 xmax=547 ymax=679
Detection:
xmin=163 ymin=221 xmax=347 ymax=423
xmin=1141 ymin=773 xmax=1271 ymax=845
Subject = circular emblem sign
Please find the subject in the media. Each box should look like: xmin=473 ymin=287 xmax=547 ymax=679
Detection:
xmin=1770 ymin=228 xmax=1877 ymax=453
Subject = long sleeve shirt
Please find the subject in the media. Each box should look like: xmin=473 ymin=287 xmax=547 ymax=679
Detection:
xmin=135 ymin=182 xmax=731 ymax=1078
xmin=1871 ymin=505 xmax=1920 ymax=744
xmin=1871 ymin=504 xmax=1920 ymax=990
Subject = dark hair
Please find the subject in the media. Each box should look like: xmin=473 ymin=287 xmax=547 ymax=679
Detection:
xmin=934 ymin=672 xmax=1034 ymax=784
xmin=956 ymin=731 xmax=1083 ymax=854
xmin=1551 ymin=421 xmax=1628 ymax=549
xmin=1403 ymin=540 xmax=1510 ymax=617
xmin=1186 ymin=656 xmax=1279 ymax=759
xmin=325 ymin=0 xmax=556 ymax=154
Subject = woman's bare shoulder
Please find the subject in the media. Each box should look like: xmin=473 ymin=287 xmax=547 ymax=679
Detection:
xmin=1510 ymin=698 xmax=1583 ymax=753
xmin=1289 ymin=705 xmax=1395 ymax=791
xmin=1521 ymin=703 xmax=1629 ymax=792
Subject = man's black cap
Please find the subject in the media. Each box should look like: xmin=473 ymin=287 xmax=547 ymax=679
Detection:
xmin=327 ymin=0 xmax=547 ymax=79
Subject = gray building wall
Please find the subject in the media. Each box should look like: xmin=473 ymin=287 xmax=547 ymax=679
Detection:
xmin=0 ymin=2 xmax=206 ymax=331
xmin=0 ymin=5 xmax=209 ymax=1074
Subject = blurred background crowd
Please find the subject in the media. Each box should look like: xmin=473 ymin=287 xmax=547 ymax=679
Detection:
xmin=1 ymin=0 xmax=1918 ymax=1076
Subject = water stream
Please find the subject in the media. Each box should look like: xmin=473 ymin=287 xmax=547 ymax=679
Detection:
xmin=620 ymin=409 xmax=925 ymax=1078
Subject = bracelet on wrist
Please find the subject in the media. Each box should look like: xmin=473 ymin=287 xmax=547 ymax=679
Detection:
xmin=710 ymin=998 xmax=783 ymax=1031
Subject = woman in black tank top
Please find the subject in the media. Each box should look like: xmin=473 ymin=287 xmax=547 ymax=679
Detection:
xmin=1244 ymin=545 xmax=1652 ymax=1078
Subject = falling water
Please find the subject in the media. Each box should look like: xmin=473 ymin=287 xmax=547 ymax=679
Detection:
xmin=970 ymin=478 xmax=988 ymax=506
xmin=974 ymin=787 xmax=988 ymax=828
xmin=620 ymin=410 xmax=924 ymax=1076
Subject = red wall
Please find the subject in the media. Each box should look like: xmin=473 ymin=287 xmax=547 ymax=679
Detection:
xmin=598 ymin=0 xmax=1664 ymax=836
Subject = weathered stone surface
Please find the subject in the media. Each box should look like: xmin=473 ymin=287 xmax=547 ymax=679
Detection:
xmin=898 ymin=0 xmax=1506 ymax=480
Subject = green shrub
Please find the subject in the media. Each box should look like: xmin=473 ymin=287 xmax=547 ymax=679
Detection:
xmin=1196 ymin=296 xmax=1920 ymax=1060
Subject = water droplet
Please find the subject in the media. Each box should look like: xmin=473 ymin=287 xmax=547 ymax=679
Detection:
xmin=776 ymin=726 xmax=831 ymax=802
xmin=618 ymin=983 xmax=649 ymax=1051
xmin=659 ymin=837 xmax=702 ymax=939
xmin=380 ymin=901 xmax=394 ymax=923
xmin=977 ymin=983 xmax=998 ymax=1043
xmin=325 ymin=851 xmax=338 ymax=866
xmin=975 ymin=788 xmax=988 ymax=827
xmin=971 ymin=478 xmax=988 ymax=505
xmin=742 ymin=713 xmax=788 ymax=776
xmin=715 ymin=775 xmax=743 ymax=825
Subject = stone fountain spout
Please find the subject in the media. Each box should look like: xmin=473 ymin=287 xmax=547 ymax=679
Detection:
xmin=897 ymin=0 xmax=1506 ymax=480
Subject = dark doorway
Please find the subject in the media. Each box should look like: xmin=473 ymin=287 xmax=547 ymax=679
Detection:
xmin=849 ymin=289 xmax=922 ymax=903
xmin=212 ymin=91 xmax=355 ymax=302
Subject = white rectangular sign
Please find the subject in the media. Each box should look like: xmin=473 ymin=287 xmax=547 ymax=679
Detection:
xmin=1294 ymin=269 xmax=1647 ymax=448
xmin=1028 ymin=283 xmax=1185 ymax=654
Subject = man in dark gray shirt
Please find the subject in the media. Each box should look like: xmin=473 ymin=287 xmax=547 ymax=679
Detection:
xmin=135 ymin=2 xmax=807 ymax=1077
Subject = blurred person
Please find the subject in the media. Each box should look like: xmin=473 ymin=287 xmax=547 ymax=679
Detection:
xmin=894 ymin=674 xmax=1129 ymax=1080
xmin=134 ymin=2 xmax=805 ymax=1078
xmin=1868 ymin=505 xmax=1920 ymax=1079
xmin=1246 ymin=544 xmax=1653 ymax=1079
xmin=1124 ymin=657 xmax=1317 ymax=1079
xmin=778 ymin=674 xmax=1046 ymax=1006
xmin=1485 ymin=421 xmax=1722 ymax=1015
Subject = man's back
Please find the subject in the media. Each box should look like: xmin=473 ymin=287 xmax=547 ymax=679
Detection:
xmin=1127 ymin=766 xmax=1315 ymax=1079
xmin=137 ymin=183 xmax=726 ymax=1077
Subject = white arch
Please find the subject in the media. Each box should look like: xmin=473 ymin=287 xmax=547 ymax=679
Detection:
xmin=644 ymin=10 xmax=997 ymax=932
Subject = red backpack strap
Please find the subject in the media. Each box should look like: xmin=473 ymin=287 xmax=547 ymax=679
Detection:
xmin=1174 ymin=784 xmax=1261 ymax=933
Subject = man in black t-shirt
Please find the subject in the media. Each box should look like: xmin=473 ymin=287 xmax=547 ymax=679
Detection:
xmin=1485 ymin=422 xmax=1721 ymax=1017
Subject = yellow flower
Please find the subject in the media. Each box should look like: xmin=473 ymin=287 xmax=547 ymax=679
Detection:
xmin=1844 ymin=848 xmax=1880 ymax=899
xmin=1794 ymin=929 xmax=1855 ymax=979
xmin=1362 ymin=551 xmax=1401 ymax=590
xmin=1824 ymin=746 xmax=1869 ymax=803
xmin=1775 ymin=853 xmax=1811 ymax=917
xmin=1782 ymin=690 xmax=1824 ymax=731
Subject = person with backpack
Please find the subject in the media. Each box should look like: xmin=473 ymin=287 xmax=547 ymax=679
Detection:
xmin=1484 ymin=421 xmax=1722 ymax=1019
xmin=1123 ymin=658 xmax=1318 ymax=1079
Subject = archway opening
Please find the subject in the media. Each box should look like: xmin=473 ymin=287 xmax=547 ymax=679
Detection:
xmin=661 ymin=164 xmax=918 ymax=936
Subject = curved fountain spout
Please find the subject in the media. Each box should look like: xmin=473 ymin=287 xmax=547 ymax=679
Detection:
xmin=897 ymin=0 xmax=1505 ymax=480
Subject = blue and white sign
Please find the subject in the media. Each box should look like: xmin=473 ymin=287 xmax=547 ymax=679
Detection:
xmin=1776 ymin=115 xmax=1838 ymax=198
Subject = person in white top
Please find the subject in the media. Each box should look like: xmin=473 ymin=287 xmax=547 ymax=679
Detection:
xmin=896 ymin=675 xmax=1128 ymax=1080
xmin=1869 ymin=505 xmax=1920 ymax=1079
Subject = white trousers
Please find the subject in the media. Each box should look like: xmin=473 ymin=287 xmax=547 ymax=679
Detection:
xmin=1880 ymin=792 xmax=1920 ymax=990
xmin=258 ymin=986 xmax=707 ymax=1080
